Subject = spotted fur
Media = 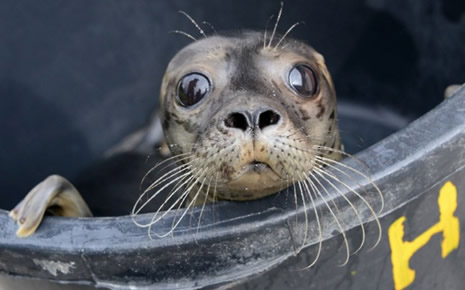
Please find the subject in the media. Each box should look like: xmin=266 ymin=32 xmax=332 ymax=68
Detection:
xmin=159 ymin=31 xmax=342 ymax=201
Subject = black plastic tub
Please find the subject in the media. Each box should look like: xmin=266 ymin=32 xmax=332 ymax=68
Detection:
xmin=1 ymin=1 xmax=465 ymax=289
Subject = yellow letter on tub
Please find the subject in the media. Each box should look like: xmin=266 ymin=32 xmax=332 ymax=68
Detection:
xmin=389 ymin=181 xmax=460 ymax=290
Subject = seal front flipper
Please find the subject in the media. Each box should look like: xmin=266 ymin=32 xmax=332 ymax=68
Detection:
xmin=9 ymin=175 xmax=92 ymax=238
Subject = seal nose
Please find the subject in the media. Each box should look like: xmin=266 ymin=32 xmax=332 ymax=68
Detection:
xmin=224 ymin=109 xmax=281 ymax=131
xmin=256 ymin=110 xmax=281 ymax=130
xmin=224 ymin=112 xmax=250 ymax=131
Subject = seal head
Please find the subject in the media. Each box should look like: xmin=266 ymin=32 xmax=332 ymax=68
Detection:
xmin=160 ymin=31 xmax=341 ymax=201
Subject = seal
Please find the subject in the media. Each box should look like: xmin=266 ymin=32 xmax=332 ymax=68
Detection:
xmin=10 ymin=10 xmax=382 ymax=266
xmin=10 ymin=30 xmax=341 ymax=232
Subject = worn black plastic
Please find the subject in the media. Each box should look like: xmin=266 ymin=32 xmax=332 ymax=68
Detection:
xmin=1 ymin=88 xmax=464 ymax=290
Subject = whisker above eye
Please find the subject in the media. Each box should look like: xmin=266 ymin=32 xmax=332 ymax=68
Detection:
xmin=178 ymin=10 xmax=207 ymax=38
xmin=169 ymin=30 xmax=197 ymax=42
xmin=267 ymin=1 xmax=284 ymax=48
xmin=274 ymin=21 xmax=304 ymax=49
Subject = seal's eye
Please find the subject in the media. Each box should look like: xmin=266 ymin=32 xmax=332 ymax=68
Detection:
xmin=288 ymin=65 xmax=318 ymax=98
xmin=176 ymin=73 xmax=210 ymax=107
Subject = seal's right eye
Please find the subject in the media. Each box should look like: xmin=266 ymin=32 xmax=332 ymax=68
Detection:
xmin=176 ymin=73 xmax=210 ymax=107
xmin=288 ymin=64 xmax=318 ymax=98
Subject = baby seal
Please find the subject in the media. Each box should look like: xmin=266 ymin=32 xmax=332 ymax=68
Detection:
xmin=10 ymin=29 xmax=341 ymax=233
xmin=10 ymin=26 xmax=381 ymax=265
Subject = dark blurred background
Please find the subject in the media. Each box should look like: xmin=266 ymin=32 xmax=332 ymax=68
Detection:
xmin=1 ymin=0 xmax=464 ymax=209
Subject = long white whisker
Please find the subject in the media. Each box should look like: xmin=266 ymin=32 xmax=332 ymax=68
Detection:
xmin=132 ymin=172 xmax=193 ymax=226
xmin=274 ymin=21 xmax=303 ymax=49
xmin=133 ymin=174 xmax=193 ymax=229
xmin=142 ymin=160 xmax=195 ymax=194
xmin=263 ymin=14 xmax=275 ymax=49
xmin=178 ymin=10 xmax=207 ymax=38
xmin=140 ymin=153 xmax=192 ymax=190
xmin=316 ymin=155 xmax=384 ymax=213
xmin=169 ymin=30 xmax=197 ymax=41
xmin=313 ymin=145 xmax=376 ymax=176
xmin=157 ymin=175 xmax=208 ymax=238
xmin=267 ymin=1 xmax=284 ymax=48
xmin=211 ymin=172 xmax=219 ymax=223
xmin=313 ymin=167 xmax=365 ymax=254
xmin=202 ymin=21 xmax=217 ymax=34
xmin=315 ymin=162 xmax=382 ymax=249
xmin=133 ymin=163 xmax=192 ymax=215
xmin=196 ymin=175 xmax=213 ymax=237
xmin=302 ymin=177 xmax=323 ymax=269
xmin=144 ymin=176 xmax=196 ymax=236
xmin=308 ymin=171 xmax=350 ymax=266
xmin=146 ymin=166 xmax=209 ymax=227
xmin=296 ymin=180 xmax=309 ymax=252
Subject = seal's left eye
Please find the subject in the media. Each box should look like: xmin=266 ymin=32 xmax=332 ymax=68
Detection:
xmin=288 ymin=64 xmax=318 ymax=98
xmin=176 ymin=73 xmax=210 ymax=107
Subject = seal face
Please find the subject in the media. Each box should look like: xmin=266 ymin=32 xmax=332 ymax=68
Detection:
xmin=160 ymin=31 xmax=342 ymax=201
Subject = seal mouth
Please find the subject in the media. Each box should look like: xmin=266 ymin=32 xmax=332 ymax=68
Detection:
xmin=249 ymin=160 xmax=271 ymax=172
xmin=243 ymin=160 xmax=281 ymax=178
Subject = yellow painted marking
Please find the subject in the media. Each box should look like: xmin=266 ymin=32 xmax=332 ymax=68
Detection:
xmin=389 ymin=181 xmax=460 ymax=290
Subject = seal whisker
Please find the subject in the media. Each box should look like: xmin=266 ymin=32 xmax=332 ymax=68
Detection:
xmin=313 ymin=167 xmax=366 ymax=254
xmin=296 ymin=179 xmax=309 ymax=252
xmin=211 ymin=172 xmax=219 ymax=223
xmin=313 ymin=156 xmax=374 ymax=210
xmin=132 ymin=174 xmax=194 ymax=229
xmin=309 ymin=170 xmax=350 ymax=253
xmin=314 ymin=159 xmax=383 ymax=249
xmin=135 ymin=159 xmax=198 ymax=210
xmin=195 ymin=175 xmax=214 ymax=239
xmin=169 ymin=30 xmax=197 ymax=41
xmin=302 ymin=177 xmax=323 ymax=269
xmin=288 ymin=131 xmax=335 ymax=144
xmin=169 ymin=174 xmax=199 ymax=238
xmin=202 ymin=21 xmax=217 ymax=35
xmin=146 ymin=165 xmax=210 ymax=228
xmin=178 ymin=10 xmax=207 ymax=38
xmin=315 ymin=155 xmax=384 ymax=214
xmin=141 ymin=160 xmax=193 ymax=196
xmin=274 ymin=21 xmax=304 ymax=49
xmin=140 ymin=152 xmax=193 ymax=189
xmin=136 ymin=165 xmax=204 ymax=221
xmin=132 ymin=171 xmax=192 ymax=219
xmin=144 ymin=174 xmax=198 ymax=233
xmin=308 ymin=171 xmax=350 ymax=266
xmin=291 ymin=176 xmax=299 ymax=239
xmin=263 ymin=14 xmax=275 ymax=49
xmin=267 ymin=1 xmax=284 ymax=48
xmin=157 ymin=174 xmax=209 ymax=238
xmin=313 ymin=145 xmax=375 ymax=175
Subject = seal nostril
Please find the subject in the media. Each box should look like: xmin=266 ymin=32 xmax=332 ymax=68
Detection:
xmin=258 ymin=110 xmax=280 ymax=130
xmin=224 ymin=112 xmax=249 ymax=131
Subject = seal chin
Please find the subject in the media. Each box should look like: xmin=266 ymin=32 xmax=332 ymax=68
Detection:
xmin=216 ymin=161 xmax=285 ymax=200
